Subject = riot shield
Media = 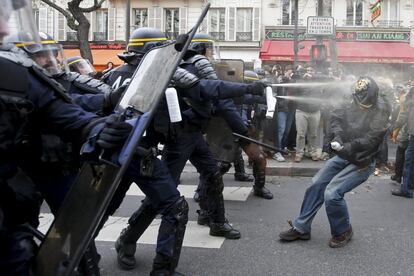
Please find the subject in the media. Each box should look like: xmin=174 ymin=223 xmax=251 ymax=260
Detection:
xmin=213 ymin=59 xmax=244 ymax=83
xmin=205 ymin=116 xmax=238 ymax=162
xmin=206 ymin=59 xmax=244 ymax=162
xmin=33 ymin=4 xmax=211 ymax=276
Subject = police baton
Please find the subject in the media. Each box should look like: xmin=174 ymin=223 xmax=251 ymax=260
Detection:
xmin=232 ymin=132 xmax=287 ymax=154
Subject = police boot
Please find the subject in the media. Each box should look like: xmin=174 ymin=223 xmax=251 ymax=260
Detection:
xmin=233 ymin=153 xmax=254 ymax=182
xmin=151 ymin=197 xmax=188 ymax=276
xmin=253 ymin=170 xmax=273 ymax=200
xmin=209 ymin=221 xmax=241 ymax=240
xmin=207 ymin=193 xmax=241 ymax=239
xmin=196 ymin=209 xmax=210 ymax=226
xmin=116 ymin=201 xmax=157 ymax=270
xmin=202 ymin=172 xmax=241 ymax=239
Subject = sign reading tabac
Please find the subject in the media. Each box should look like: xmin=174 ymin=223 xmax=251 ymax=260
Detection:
xmin=307 ymin=16 xmax=335 ymax=36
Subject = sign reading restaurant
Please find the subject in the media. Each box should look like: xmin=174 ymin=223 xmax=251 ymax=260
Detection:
xmin=265 ymin=29 xmax=410 ymax=42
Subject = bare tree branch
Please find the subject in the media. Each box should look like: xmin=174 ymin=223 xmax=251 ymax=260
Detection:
xmin=40 ymin=0 xmax=79 ymax=30
xmin=40 ymin=0 xmax=71 ymax=19
xmin=79 ymin=0 xmax=107 ymax=13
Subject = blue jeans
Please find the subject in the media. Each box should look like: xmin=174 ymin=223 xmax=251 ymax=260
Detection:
xmin=400 ymin=136 xmax=414 ymax=196
xmin=276 ymin=111 xmax=287 ymax=149
xmin=293 ymin=156 xmax=374 ymax=236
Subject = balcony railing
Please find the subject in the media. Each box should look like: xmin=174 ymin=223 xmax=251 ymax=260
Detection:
xmin=93 ymin=32 xmax=108 ymax=41
xmin=376 ymin=20 xmax=403 ymax=28
xmin=66 ymin=32 xmax=77 ymax=41
xmin=209 ymin=32 xmax=225 ymax=41
xmin=342 ymin=19 xmax=368 ymax=27
xmin=277 ymin=18 xmax=304 ymax=26
xmin=236 ymin=32 xmax=252 ymax=41
xmin=342 ymin=19 xmax=403 ymax=28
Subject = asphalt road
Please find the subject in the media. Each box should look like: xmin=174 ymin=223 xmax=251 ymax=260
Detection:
xmin=86 ymin=170 xmax=414 ymax=276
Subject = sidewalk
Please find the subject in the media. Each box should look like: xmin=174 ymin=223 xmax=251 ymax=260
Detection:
xmin=265 ymin=141 xmax=398 ymax=177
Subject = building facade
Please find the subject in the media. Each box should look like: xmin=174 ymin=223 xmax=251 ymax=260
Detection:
xmin=34 ymin=0 xmax=414 ymax=73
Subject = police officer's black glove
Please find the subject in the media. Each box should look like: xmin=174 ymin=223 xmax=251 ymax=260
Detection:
xmin=97 ymin=114 xmax=132 ymax=149
xmin=103 ymin=85 xmax=127 ymax=114
xmin=246 ymin=82 xmax=266 ymax=96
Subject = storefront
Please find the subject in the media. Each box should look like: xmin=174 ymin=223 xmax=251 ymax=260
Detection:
xmin=260 ymin=28 xmax=414 ymax=81
xmin=63 ymin=42 xmax=125 ymax=71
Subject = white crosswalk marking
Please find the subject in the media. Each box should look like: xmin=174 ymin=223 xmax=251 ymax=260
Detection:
xmin=38 ymin=213 xmax=225 ymax=249
xmin=37 ymin=175 xmax=250 ymax=250
xmin=127 ymin=184 xmax=252 ymax=201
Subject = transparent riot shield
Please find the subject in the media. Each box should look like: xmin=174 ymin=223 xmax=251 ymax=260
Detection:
xmin=213 ymin=59 xmax=244 ymax=82
xmin=33 ymin=4 xmax=211 ymax=276
xmin=206 ymin=59 xmax=244 ymax=162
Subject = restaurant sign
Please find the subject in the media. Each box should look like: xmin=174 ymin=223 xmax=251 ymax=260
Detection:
xmin=265 ymin=29 xmax=410 ymax=42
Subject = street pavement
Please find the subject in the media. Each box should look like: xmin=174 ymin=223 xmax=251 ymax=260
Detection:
xmin=39 ymin=159 xmax=414 ymax=276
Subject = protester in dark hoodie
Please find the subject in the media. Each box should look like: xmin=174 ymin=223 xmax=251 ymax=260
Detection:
xmin=279 ymin=76 xmax=389 ymax=248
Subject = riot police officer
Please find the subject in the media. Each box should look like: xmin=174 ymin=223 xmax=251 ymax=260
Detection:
xmin=183 ymin=34 xmax=274 ymax=200
xmin=101 ymin=27 xmax=168 ymax=89
xmin=67 ymin=55 xmax=97 ymax=76
xmin=0 ymin=12 xmax=187 ymax=275
xmin=0 ymin=1 xmax=116 ymax=273
xmin=104 ymin=28 xmax=266 ymax=270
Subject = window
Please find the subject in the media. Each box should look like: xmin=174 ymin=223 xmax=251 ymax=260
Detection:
xmin=94 ymin=9 xmax=108 ymax=40
xmin=282 ymin=0 xmax=294 ymax=25
xmin=33 ymin=9 xmax=40 ymax=30
xmin=322 ymin=0 xmax=333 ymax=16
xmin=133 ymin=8 xmax=148 ymax=28
xmin=346 ymin=0 xmax=363 ymax=26
xmin=164 ymin=8 xmax=179 ymax=39
xmin=236 ymin=8 xmax=252 ymax=41
xmin=209 ymin=8 xmax=225 ymax=41
xmin=380 ymin=0 xmax=400 ymax=27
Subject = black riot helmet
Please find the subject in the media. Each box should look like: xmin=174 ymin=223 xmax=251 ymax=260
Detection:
xmin=127 ymin=27 xmax=167 ymax=54
xmin=254 ymin=68 xmax=265 ymax=79
xmin=67 ymin=56 xmax=97 ymax=76
xmin=353 ymin=76 xmax=379 ymax=109
xmin=10 ymin=31 xmax=69 ymax=75
xmin=118 ymin=27 xmax=167 ymax=65
xmin=188 ymin=33 xmax=220 ymax=61
xmin=243 ymin=70 xmax=260 ymax=84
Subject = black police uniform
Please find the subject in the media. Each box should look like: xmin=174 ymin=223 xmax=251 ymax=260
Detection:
xmin=183 ymin=54 xmax=274 ymax=200
xmin=0 ymin=47 xmax=102 ymax=275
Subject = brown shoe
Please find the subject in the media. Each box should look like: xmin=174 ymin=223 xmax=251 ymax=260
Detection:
xmin=311 ymin=155 xmax=320 ymax=161
xmin=279 ymin=220 xmax=311 ymax=241
xmin=328 ymin=226 xmax=353 ymax=248
xmin=294 ymin=155 xmax=302 ymax=163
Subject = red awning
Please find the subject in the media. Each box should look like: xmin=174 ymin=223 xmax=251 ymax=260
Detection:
xmin=64 ymin=49 xmax=124 ymax=71
xmin=260 ymin=40 xmax=414 ymax=63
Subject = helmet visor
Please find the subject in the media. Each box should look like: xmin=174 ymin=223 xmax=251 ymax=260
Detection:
xmin=192 ymin=38 xmax=220 ymax=61
xmin=68 ymin=58 xmax=97 ymax=76
xmin=1 ymin=0 xmax=40 ymax=51
xmin=30 ymin=43 xmax=69 ymax=75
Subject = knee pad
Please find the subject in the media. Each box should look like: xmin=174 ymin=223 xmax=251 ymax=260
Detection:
xmin=164 ymin=196 xmax=189 ymax=225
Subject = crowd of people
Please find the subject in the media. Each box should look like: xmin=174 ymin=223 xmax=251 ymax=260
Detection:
xmin=1 ymin=1 xmax=413 ymax=275
xmin=251 ymin=63 xmax=412 ymax=173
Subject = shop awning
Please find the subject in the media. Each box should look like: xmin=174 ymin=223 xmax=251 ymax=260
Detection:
xmin=259 ymin=40 xmax=414 ymax=63
xmin=64 ymin=49 xmax=124 ymax=71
